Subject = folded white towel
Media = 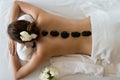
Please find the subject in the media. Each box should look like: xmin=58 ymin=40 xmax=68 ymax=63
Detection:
xmin=18 ymin=14 xmax=34 ymax=23
xmin=50 ymin=55 xmax=104 ymax=78
xmin=17 ymin=42 xmax=34 ymax=61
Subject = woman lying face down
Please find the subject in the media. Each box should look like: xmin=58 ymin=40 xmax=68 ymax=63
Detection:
xmin=7 ymin=1 xmax=92 ymax=80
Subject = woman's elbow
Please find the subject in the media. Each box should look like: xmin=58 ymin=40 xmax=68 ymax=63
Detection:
xmin=14 ymin=1 xmax=20 ymax=4
xmin=14 ymin=72 xmax=23 ymax=80
xmin=13 ymin=1 xmax=21 ymax=6
xmin=12 ymin=73 xmax=20 ymax=80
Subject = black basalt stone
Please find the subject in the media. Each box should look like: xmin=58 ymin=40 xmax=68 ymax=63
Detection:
xmin=82 ymin=31 xmax=91 ymax=36
xmin=50 ymin=30 xmax=59 ymax=37
xmin=71 ymin=32 xmax=80 ymax=38
xmin=41 ymin=30 xmax=48 ymax=36
xmin=61 ymin=31 xmax=69 ymax=38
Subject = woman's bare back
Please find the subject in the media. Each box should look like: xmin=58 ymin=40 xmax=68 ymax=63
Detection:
xmin=36 ymin=13 xmax=92 ymax=56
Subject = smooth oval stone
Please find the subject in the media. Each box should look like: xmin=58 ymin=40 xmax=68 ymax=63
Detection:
xmin=41 ymin=30 xmax=48 ymax=36
xmin=71 ymin=32 xmax=80 ymax=38
xmin=61 ymin=31 xmax=69 ymax=38
xmin=50 ymin=30 xmax=59 ymax=37
xmin=82 ymin=31 xmax=91 ymax=36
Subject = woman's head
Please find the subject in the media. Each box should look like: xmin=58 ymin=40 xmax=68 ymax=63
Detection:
xmin=7 ymin=20 xmax=40 ymax=43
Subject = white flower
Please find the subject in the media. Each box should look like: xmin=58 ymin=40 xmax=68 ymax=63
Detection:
xmin=20 ymin=31 xmax=32 ymax=41
xmin=40 ymin=72 xmax=49 ymax=80
xmin=39 ymin=67 xmax=58 ymax=80
xmin=20 ymin=31 xmax=37 ymax=41
xmin=50 ymin=68 xmax=58 ymax=76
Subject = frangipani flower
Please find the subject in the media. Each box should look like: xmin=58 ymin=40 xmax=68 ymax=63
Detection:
xmin=20 ymin=31 xmax=32 ymax=41
xmin=20 ymin=31 xmax=37 ymax=41
xmin=39 ymin=67 xmax=58 ymax=80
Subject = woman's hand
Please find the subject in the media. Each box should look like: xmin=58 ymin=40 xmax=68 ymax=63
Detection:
xmin=8 ymin=38 xmax=16 ymax=56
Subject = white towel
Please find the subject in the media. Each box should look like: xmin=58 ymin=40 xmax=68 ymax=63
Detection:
xmin=18 ymin=14 xmax=34 ymax=23
xmin=16 ymin=42 xmax=34 ymax=61
xmin=50 ymin=55 xmax=104 ymax=78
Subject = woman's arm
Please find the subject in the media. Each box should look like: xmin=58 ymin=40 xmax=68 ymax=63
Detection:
xmin=10 ymin=1 xmax=45 ymax=22
xmin=10 ymin=53 xmax=21 ymax=80
xmin=11 ymin=43 xmax=48 ymax=80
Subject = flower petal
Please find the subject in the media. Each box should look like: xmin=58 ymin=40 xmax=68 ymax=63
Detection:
xmin=31 ymin=34 xmax=37 ymax=39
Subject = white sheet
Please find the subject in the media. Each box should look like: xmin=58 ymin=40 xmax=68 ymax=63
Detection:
xmin=0 ymin=0 xmax=120 ymax=80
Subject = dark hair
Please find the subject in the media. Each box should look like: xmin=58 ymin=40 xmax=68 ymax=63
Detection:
xmin=7 ymin=20 xmax=40 ymax=43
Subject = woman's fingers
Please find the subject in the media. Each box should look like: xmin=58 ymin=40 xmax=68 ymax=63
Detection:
xmin=8 ymin=40 xmax=16 ymax=56
xmin=9 ymin=41 xmax=13 ymax=55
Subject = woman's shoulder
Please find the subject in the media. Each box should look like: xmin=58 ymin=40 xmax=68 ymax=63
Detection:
xmin=37 ymin=13 xmax=52 ymax=25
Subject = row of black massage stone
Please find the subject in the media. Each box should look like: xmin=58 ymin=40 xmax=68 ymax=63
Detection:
xmin=41 ymin=30 xmax=91 ymax=38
